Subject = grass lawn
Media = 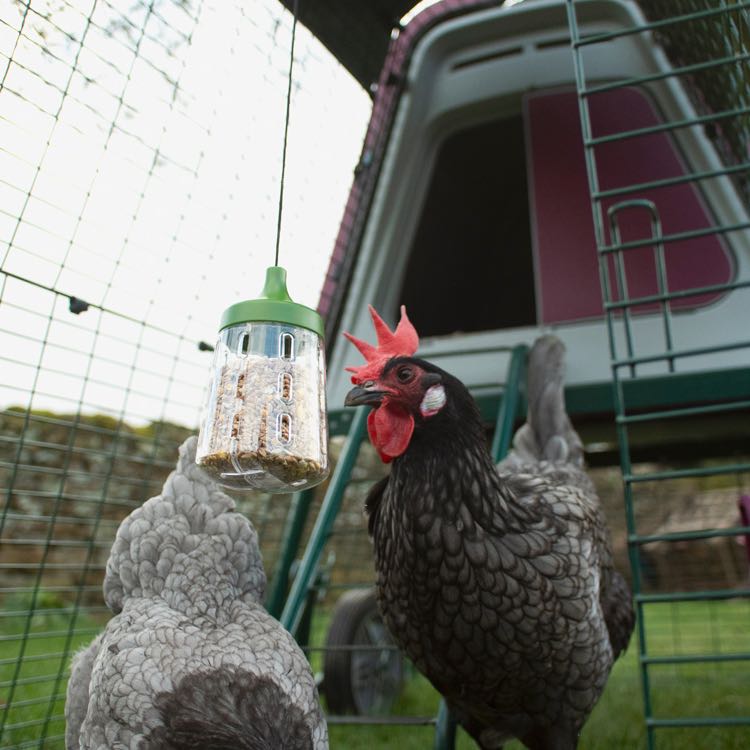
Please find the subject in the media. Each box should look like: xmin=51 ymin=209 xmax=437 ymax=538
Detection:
xmin=323 ymin=598 xmax=750 ymax=749
xmin=1 ymin=597 xmax=747 ymax=748
xmin=0 ymin=600 xmax=102 ymax=750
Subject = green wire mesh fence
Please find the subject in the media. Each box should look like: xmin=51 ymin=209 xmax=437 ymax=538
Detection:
xmin=4 ymin=0 xmax=750 ymax=748
xmin=566 ymin=0 xmax=750 ymax=746
xmin=0 ymin=1 xmax=368 ymax=747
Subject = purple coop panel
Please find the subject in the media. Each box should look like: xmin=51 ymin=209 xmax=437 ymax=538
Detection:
xmin=740 ymin=495 xmax=750 ymax=565
xmin=525 ymin=87 xmax=734 ymax=325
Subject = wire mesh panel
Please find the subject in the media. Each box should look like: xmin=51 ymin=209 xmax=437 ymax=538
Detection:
xmin=565 ymin=0 xmax=750 ymax=746
xmin=0 ymin=1 xmax=369 ymax=747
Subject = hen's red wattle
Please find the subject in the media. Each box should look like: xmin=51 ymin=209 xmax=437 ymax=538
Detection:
xmin=367 ymin=403 xmax=414 ymax=462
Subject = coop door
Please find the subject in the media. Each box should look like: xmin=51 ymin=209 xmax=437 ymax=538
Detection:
xmin=524 ymin=87 xmax=733 ymax=324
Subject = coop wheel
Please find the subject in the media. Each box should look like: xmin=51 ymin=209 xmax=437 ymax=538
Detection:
xmin=323 ymin=587 xmax=404 ymax=715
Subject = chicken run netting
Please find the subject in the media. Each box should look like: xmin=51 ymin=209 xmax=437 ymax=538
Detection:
xmin=0 ymin=0 xmax=749 ymax=749
xmin=0 ymin=0 xmax=370 ymax=747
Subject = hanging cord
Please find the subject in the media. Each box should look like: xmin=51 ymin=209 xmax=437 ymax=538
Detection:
xmin=274 ymin=0 xmax=300 ymax=267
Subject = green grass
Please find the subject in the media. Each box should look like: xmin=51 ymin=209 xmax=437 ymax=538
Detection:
xmin=0 ymin=596 xmax=103 ymax=749
xmin=326 ymin=654 xmax=747 ymax=750
xmin=324 ymin=598 xmax=750 ymax=749
xmin=1 ymin=597 xmax=748 ymax=749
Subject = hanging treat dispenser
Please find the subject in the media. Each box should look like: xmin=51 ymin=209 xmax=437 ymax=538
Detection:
xmin=196 ymin=266 xmax=329 ymax=492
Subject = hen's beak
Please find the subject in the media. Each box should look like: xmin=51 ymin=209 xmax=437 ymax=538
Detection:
xmin=345 ymin=386 xmax=387 ymax=408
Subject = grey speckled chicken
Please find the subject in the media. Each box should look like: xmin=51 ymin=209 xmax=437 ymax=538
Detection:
xmin=65 ymin=437 xmax=327 ymax=750
xmin=344 ymin=308 xmax=635 ymax=750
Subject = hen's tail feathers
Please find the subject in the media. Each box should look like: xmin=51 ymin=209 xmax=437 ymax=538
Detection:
xmin=146 ymin=669 xmax=314 ymax=750
xmin=509 ymin=336 xmax=584 ymax=467
xmin=65 ymin=635 xmax=101 ymax=750
xmin=602 ymin=570 xmax=636 ymax=660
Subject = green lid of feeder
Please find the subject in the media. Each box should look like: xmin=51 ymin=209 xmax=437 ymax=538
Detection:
xmin=219 ymin=266 xmax=324 ymax=338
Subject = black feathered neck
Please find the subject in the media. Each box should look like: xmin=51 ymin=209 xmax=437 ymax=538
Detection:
xmin=366 ymin=356 xmax=517 ymax=541
xmin=365 ymin=357 xmax=505 ymax=533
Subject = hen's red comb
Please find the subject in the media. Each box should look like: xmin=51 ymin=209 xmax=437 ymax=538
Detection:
xmin=344 ymin=305 xmax=419 ymax=383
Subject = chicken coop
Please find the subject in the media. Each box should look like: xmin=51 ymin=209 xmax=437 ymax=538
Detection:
xmin=1 ymin=0 xmax=749 ymax=749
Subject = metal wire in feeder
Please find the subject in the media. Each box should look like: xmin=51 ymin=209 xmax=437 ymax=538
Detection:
xmin=196 ymin=0 xmax=330 ymax=493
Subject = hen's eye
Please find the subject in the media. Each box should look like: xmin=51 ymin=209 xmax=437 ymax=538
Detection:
xmin=396 ymin=366 xmax=413 ymax=383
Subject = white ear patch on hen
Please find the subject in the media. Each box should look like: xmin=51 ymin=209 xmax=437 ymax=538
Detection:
xmin=420 ymin=384 xmax=446 ymax=417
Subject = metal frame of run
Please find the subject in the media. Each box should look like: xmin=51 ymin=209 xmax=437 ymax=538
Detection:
xmin=565 ymin=1 xmax=750 ymax=746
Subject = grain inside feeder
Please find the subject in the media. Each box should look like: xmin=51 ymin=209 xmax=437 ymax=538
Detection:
xmin=196 ymin=266 xmax=329 ymax=492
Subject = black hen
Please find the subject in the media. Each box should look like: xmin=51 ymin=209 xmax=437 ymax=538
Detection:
xmin=344 ymin=309 xmax=634 ymax=750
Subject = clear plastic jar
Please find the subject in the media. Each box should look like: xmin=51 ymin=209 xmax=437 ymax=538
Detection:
xmin=196 ymin=268 xmax=329 ymax=492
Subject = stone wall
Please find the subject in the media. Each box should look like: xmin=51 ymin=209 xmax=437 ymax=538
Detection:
xmin=0 ymin=408 xmax=193 ymax=605
xmin=1 ymin=407 xmax=746 ymax=615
